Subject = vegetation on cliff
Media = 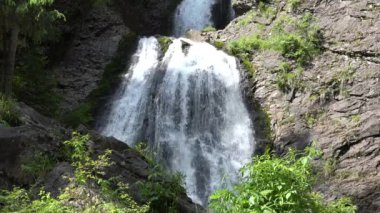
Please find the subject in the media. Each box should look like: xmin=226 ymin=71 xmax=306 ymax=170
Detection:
xmin=0 ymin=133 xmax=187 ymax=212
xmin=209 ymin=147 xmax=357 ymax=213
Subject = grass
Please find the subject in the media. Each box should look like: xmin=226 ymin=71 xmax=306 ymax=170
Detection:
xmin=0 ymin=94 xmax=21 ymax=127
xmin=228 ymin=12 xmax=320 ymax=93
xmin=213 ymin=40 xmax=225 ymax=50
xmin=202 ymin=25 xmax=217 ymax=32
xmin=21 ymin=152 xmax=56 ymax=180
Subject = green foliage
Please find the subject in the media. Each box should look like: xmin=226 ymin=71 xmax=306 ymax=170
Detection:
xmin=0 ymin=187 xmax=30 ymax=212
xmin=228 ymin=13 xmax=320 ymax=94
xmin=323 ymin=158 xmax=337 ymax=178
xmin=61 ymin=103 xmax=93 ymax=128
xmin=287 ymin=0 xmax=303 ymax=12
xmin=237 ymin=10 xmax=256 ymax=27
xmin=0 ymin=94 xmax=20 ymax=127
xmin=301 ymin=109 xmax=324 ymax=128
xmin=63 ymin=132 xmax=112 ymax=184
xmin=275 ymin=65 xmax=303 ymax=93
xmin=257 ymin=2 xmax=276 ymax=18
xmin=239 ymin=54 xmax=256 ymax=75
xmin=228 ymin=13 xmax=320 ymax=67
xmin=213 ymin=40 xmax=225 ymax=50
xmin=209 ymin=147 xmax=357 ymax=213
xmin=135 ymin=143 xmax=186 ymax=212
xmin=0 ymin=0 xmax=65 ymax=43
xmin=21 ymin=152 xmax=56 ymax=180
xmin=158 ymin=36 xmax=173 ymax=54
xmin=202 ymin=25 xmax=217 ymax=32
xmin=13 ymin=47 xmax=61 ymax=116
xmin=333 ymin=66 xmax=354 ymax=98
xmin=0 ymin=132 xmax=150 ymax=213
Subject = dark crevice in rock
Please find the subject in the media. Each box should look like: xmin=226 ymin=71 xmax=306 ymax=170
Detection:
xmin=324 ymin=48 xmax=380 ymax=64
xmin=335 ymin=134 xmax=380 ymax=159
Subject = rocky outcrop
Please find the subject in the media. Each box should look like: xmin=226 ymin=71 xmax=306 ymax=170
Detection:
xmin=55 ymin=6 xmax=129 ymax=111
xmin=0 ymin=104 xmax=204 ymax=212
xmin=205 ymin=0 xmax=380 ymax=212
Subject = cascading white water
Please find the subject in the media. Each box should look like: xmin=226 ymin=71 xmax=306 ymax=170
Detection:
xmin=173 ymin=0 xmax=216 ymax=36
xmin=99 ymin=0 xmax=255 ymax=206
xmin=100 ymin=37 xmax=160 ymax=143
xmin=153 ymin=39 xmax=254 ymax=204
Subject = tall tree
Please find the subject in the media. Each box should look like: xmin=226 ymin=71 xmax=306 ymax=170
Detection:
xmin=0 ymin=0 xmax=64 ymax=96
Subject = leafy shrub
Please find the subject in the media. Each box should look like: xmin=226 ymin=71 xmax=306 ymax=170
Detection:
xmin=228 ymin=13 xmax=320 ymax=67
xmin=0 ymin=94 xmax=20 ymax=127
xmin=61 ymin=103 xmax=93 ymax=128
xmin=209 ymin=148 xmax=357 ymax=213
xmin=21 ymin=152 xmax=56 ymax=180
xmin=135 ymin=142 xmax=186 ymax=212
xmin=0 ymin=132 xmax=150 ymax=213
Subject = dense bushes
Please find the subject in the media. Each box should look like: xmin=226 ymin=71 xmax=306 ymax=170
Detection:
xmin=0 ymin=132 xmax=150 ymax=213
xmin=209 ymin=148 xmax=357 ymax=213
xmin=0 ymin=133 xmax=188 ymax=213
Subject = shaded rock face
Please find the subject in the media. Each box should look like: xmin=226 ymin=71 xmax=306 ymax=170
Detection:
xmin=114 ymin=0 xmax=182 ymax=35
xmin=232 ymin=0 xmax=257 ymax=16
xmin=0 ymin=104 xmax=67 ymax=189
xmin=212 ymin=0 xmax=233 ymax=29
xmin=55 ymin=6 xmax=129 ymax=111
xmin=205 ymin=0 xmax=379 ymax=212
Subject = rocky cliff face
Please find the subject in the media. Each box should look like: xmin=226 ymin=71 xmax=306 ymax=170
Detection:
xmin=55 ymin=5 xmax=129 ymax=111
xmin=54 ymin=0 xmax=183 ymax=112
xmin=205 ymin=0 xmax=379 ymax=212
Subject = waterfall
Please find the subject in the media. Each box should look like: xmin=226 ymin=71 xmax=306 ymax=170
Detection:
xmin=173 ymin=0 xmax=216 ymax=36
xmin=100 ymin=37 xmax=160 ymax=143
xmin=99 ymin=0 xmax=255 ymax=206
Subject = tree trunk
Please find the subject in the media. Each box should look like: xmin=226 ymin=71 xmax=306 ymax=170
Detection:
xmin=2 ymin=25 xmax=19 ymax=96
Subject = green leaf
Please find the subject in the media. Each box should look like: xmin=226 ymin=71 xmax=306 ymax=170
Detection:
xmin=260 ymin=190 xmax=273 ymax=196
xmin=285 ymin=192 xmax=291 ymax=200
